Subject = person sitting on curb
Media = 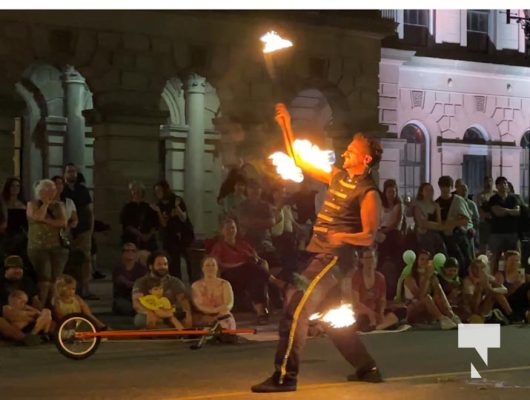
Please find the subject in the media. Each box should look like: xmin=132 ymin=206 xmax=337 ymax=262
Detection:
xmin=138 ymin=277 xmax=183 ymax=329
xmin=403 ymin=250 xmax=460 ymax=329
xmin=132 ymin=251 xmax=192 ymax=329
xmin=2 ymin=290 xmax=53 ymax=340
xmin=53 ymin=274 xmax=107 ymax=330
xmin=112 ymin=242 xmax=148 ymax=316
xmin=352 ymin=248 xmax=406 ymax=332
xmin=192 ymin=256 xmax=236 ymax=330
xmin=0 ymin=255 xmax=50 ymax=345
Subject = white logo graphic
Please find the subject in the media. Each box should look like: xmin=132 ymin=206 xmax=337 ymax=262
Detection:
xmin=458 ymin=324 xmax=501 ymax=378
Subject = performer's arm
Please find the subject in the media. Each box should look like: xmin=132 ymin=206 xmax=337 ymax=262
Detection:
xmin=328 ymin=190 xmax=382 ymax=247
xmin=275 ymin=103 xmax=337 ymax=185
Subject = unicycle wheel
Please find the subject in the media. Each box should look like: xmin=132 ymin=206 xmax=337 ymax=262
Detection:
xmin=55 ymin=313 xmax=101 ymax=360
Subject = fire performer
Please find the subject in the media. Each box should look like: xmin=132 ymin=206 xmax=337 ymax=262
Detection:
xmin=251 ymin=104 xmax=384 ymax=393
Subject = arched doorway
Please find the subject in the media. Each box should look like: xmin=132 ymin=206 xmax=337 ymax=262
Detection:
xmin=159 ymin=75 xmax=221 ymax=236
xmin=15 ymin=64 xmax=94 ymax=195
xmin=399 ymin=122 xmax=428 ymax=200
xmin=462 ymin=126 xmax=489 ymax=197
xmin=520 ymin=130 xmax=530 ymax=202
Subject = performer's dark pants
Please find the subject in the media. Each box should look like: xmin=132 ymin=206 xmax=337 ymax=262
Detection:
xmin=273 ymin=253 xmax=377 ymax=383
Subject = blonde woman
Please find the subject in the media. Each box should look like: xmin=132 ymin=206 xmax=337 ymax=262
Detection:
xmin=26 ymin=179 xmax=68 ymax=306
xmin=191 ymin=256 xmax=236 ymax=330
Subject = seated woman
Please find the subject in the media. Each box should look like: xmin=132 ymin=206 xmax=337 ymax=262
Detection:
xmin=192 ymin=256 xmax=236 ymax=330
xmin=209 ymin=218 xmax=285 ymax=325
xmin=494 ymin=250 xmax=530 ymax=323
xmin=462 ymin=258 xmax=510 ymax=323
xmin=351 ymin=248 xmax=405 ymax=331
xmin=403 ymin=250 xmax=459 ymax=330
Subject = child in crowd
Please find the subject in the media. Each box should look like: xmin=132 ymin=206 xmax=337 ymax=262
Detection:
xmin=2 ymin=290 xmax=53 ymax=339
xmin=53 ymin=274 xmax=107 ymax=330
xmin=138 ymin=277 xmax=184 ymax=329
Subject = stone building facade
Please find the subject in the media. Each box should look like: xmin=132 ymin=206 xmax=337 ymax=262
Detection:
xmin=0 ymin=11 xmax=393 ymax=252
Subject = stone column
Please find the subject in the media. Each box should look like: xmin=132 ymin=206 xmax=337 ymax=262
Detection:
xmin=62 ymin=65 xmax=87 ymax=174
xmin=45 ymin=116 xmax=68 ymax=178
xmin=184 ymin=74 xmax=206 ymax=236
xmin=160 ymin=124 xmax=189 ymax=198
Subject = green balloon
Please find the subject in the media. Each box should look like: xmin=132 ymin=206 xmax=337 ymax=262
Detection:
xmin=433 ymin=253 xmax=447 ymax=272
xmin=402 ymin=249 xmax=416 ymax=266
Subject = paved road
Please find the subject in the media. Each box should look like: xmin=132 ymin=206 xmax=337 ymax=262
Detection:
xmin=1 ymin=324 xmax=530 ymax=399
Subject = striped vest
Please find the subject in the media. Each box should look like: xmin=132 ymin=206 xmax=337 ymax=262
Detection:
xmin=306 ymin=170 xmax=378 ymax=255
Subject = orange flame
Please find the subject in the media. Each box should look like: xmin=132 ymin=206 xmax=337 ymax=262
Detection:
xmin=309 ymin=304 xmax=356 ymax=328
xmin=261 ymin=31 xmax=293 ymax=54
xmin=292 ymin=139 xmax=334 ymax=173
xmin=268 ymin=152 xmax=304 ymax=183
xmin=268 ymin=139 xmax=334 ymax=182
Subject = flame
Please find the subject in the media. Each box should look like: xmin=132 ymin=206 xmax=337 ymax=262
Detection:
xmin=261 ymin=31 xmax=293 ymax=54
xmin=309 ymin=304 xmax=356 ymax=329
xmin=292 ymin=139 xmax=334 ymax=173
xmin=268 ymin=139 xmax=335 ymax=182
xmin=269 ymin=152 xmax=304 ymax=183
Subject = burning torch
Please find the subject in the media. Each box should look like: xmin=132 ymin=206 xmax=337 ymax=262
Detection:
xmin=261 ymin=30 xmax=336 ymax=183
xmin=309 ymin=303 xmax=356 ymax=329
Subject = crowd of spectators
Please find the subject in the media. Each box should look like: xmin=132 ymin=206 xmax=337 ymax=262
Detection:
xmin=1 ymin=157 xmax=530 ymax=346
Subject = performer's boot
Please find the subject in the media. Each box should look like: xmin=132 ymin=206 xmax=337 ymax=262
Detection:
xmin=347 ymin=366 xmax=383 ymax=383
xmin=251 ymin=371 xmax=297 ymax=393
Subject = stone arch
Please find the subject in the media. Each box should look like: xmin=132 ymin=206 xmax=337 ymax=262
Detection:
xmin=158 ymin=74 xmax=222 ymax=236
xmin=463 ymin=125 xmax=488 ymax=144
xmin=289 ymin=88 xmax=333 ymax=144
xmin=15 ymin=63 xmax=94 ymax=190
xmin=15 ymin=79 xmax=46 ymax=193
xmin=160 ymin=77 xmax=186 ymax=127
xmin=399 ymin=120 xmax=430 ymax=198
xmin=287 ymin=84 xmax=351 ymax=151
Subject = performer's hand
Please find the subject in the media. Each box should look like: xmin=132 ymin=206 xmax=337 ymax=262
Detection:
xmin=327 ymin=231 xmax=345 ymax=246
xmin=275 ymin=103 xmax=291 ymax=126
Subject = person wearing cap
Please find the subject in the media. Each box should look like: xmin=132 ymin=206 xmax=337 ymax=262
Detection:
xmin=0 ymin=255 xmax=43 ymax=312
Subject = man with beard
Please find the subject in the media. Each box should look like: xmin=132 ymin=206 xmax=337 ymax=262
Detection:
xmin=132 ymin=251 xmax=192 ymax=328
xmin=251 ymin=104 xmax=384 ymax=393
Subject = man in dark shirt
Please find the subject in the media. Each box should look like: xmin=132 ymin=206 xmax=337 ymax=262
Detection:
xmin=112 ymin=243 xmax=148 ymax=316
xmin=486 ymin=176 xmax=521 ymax=272
xmin=120 ymin=181 xmax=159 ymax=252
xmin=252 ymin=104 xmax=384 ymax=393
xmin=62 ymin=163 xmax=95 ymax=299
xmin=0 ymin=255 xmax=41 ymax=309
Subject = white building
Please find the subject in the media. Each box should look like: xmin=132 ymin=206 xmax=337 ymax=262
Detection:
xmin=378 ymin=9 xmax=530 ymax=201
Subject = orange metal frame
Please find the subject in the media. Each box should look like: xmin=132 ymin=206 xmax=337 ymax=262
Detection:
xmin=75 ymin=327 xmax=257 ymax=340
